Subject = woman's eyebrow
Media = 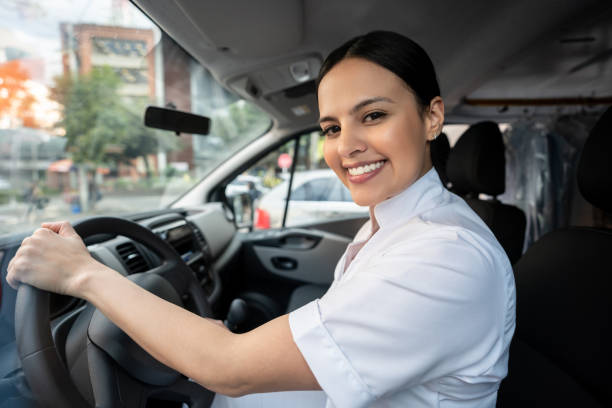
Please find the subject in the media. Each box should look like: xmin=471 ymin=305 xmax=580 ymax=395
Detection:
xmin=318 ymin=96 xmax=395 ymax=124
xmin=349 ymin=97 xmax=395 ymax=115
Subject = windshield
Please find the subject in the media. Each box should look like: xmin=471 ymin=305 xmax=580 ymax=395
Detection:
xmin=0 ymin=0 xmax=271 ymax=236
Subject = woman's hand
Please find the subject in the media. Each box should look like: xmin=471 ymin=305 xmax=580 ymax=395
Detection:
xmin=6 ymin=221 xmax=108 ymax=297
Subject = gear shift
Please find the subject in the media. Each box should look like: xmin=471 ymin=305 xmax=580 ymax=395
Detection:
xmin=224 ymin=298 xmax=249 ymax=332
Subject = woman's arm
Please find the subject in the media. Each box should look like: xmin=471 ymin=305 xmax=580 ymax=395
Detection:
xmin=7 ymin=222 xmax=320 ymax=397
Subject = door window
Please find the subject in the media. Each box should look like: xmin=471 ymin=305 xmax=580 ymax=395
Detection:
xmin=226 ymin=131 xmax=367 ymax=230
xmin=292 ymin=178 xmax=331 ymax=201
xmin=285 ymin=132 xmax=367 ymax=226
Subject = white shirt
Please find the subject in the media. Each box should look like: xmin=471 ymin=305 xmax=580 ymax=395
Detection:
xmin=289 ymin=168 xmax=516 ymax=408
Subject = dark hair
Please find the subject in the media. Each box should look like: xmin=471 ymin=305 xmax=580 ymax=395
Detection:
xmin=317 ymin=31 xmax=441 ymax=113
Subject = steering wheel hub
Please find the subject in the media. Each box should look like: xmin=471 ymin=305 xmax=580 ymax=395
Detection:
xmin=88 ymin=273 xmax=183 ymax=386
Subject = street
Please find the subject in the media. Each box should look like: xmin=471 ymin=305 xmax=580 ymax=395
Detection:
xmin=0 ymin=193 xmax=164 ymax=236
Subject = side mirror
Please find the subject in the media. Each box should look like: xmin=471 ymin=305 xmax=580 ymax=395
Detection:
xmin=230 ymin=192 xmax=254 ymax=230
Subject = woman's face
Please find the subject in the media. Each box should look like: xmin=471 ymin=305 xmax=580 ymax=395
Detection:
xmin=318 ymin=57 xmax=444 ymax=208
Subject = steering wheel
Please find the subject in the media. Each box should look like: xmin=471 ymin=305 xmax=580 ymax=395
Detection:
xmin=14 ymin=217 xmax=215 ymax=408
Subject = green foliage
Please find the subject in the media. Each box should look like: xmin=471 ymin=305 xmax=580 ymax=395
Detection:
xmin=164 ymin=165 xmax=178 ymax=178
xmin=262 ymin=174 xmax=283 ymax=188
xmin=0 ymin=190 xmax=15 ymax=205
xmin=51 ymin=67 xmax=164 ymax=167
xmin=210 ymin=101 xmax=270 ymax=145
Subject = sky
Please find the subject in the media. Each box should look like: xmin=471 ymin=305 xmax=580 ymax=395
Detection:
xmin=0 ymin=0 xmax=157 ymax=84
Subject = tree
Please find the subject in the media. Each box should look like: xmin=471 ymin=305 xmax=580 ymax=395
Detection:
xmin=0 ymin=60 xmax=38 ymax=128
xmin=210 ymin=101 xmax=270 ymax=145
xmin=105 ymin=104 xmax=162 ymax=178
xmin=51 ymin=67 xmax=164 ymax=208
xmin=53 ymin=67 xmax=168 ymax=168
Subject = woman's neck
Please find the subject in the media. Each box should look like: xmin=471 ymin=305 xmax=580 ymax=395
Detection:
xmin=369 ymin=206 xmax=380 ymax=235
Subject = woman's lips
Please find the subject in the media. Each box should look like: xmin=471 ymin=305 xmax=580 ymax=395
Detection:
xmin=346 ymin=160 xmax=386 ymax=183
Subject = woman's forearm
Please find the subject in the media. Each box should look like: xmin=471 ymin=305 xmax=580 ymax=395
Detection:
xmin=79 ymin=265 xmax=244 ymax=396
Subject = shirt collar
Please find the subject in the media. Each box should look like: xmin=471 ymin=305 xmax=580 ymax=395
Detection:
xmin=372 ymin=168 xmax=446 ymax=231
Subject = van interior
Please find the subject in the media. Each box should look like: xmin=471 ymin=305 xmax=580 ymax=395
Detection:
xmin=0 ymin=0 xmax=610 ymax=407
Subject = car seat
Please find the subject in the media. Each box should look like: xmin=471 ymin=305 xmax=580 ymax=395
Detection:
xmin=430 ymin=132 xmax=451 ymax=186
xmin=496 ymin=107 xmax=612 ymax=407
xmin=446 ymin=121 xmax=526 ymax=264
xmin=286 ymin=283 xmax=329 ymax=313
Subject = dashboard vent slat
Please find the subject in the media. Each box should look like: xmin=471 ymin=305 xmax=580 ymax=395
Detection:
xmin=116 ymin=242 xmax=148 ymax=273
xmin=188 ymin=222 xmax=211 ymax=258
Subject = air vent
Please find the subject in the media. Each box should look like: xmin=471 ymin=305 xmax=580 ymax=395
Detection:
xmin=190 ymin=224 xmax=205 ymax=244
xmin=188 ymin=222 xmax=211 ymax=258
xmin=116 ymin=242 xmax=148 ymax=273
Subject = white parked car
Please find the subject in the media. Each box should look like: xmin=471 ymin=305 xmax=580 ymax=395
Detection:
xmin=255 ymin=169 xmax=368 ymax=229
xmin=225 ymin=174 xmax=269 ymax=199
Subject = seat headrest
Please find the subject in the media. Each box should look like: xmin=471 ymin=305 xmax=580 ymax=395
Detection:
xmin=577 ymin=106 xmax=612 ymax=213
xmin=446 ymin=121 xmax=505 ymax=196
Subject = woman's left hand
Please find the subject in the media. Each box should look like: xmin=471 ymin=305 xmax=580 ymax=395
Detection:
xmin=6 ymin=221 xmax=107 ymax=297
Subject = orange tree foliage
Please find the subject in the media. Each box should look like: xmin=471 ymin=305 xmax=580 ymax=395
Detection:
xmin=0 ymin=60 xmax=38 ymax=128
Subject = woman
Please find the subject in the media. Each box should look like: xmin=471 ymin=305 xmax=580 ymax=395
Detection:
xmin=7 ymin=31 xmax=515 ymax=407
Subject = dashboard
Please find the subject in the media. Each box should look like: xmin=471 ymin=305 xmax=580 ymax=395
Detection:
xmin=90 ymin=203 xmax=237 ymax=304
xmin=0 ymin=202 xmax=243 ymax=405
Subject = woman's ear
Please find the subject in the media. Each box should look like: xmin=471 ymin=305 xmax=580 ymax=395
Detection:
xmin=426 ymin=96 xmax=445 ymax=141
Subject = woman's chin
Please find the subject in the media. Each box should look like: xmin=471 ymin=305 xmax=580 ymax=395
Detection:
xmin=350 ymin=192 xmax=382 ymax=208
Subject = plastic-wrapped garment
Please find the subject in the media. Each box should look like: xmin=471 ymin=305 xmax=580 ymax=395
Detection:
xmin=500 ymin=121 xmax=551 ymax=251
xmin=500 ymin=115 xmax=595 ymax=251
xmin=551 ymin=115 xmax=600 ymax=227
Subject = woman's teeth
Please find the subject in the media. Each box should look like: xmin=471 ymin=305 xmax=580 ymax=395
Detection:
xmin=347 ymin=160 xmax=385 ymax=176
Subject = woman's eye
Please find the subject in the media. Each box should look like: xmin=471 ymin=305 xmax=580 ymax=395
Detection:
xmin=364 ymin=111 xmax=386 ymax=122
xmin=322 ymin=125 xmax=340 ymax=136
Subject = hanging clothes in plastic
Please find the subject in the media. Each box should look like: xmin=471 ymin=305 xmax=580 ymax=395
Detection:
xmin=500 ymin=114 xmax=596 ymax=250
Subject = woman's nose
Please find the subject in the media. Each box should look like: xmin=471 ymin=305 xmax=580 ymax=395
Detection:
xmin=337 ymin=125 xmax=367 ymax=158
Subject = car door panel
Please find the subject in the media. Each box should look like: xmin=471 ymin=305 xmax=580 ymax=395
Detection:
xmin=245 ymin=228 xmax=351 ymax=285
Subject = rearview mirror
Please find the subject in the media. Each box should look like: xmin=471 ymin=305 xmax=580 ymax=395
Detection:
xmin=144 ymin=106 xmax=210 ymax=135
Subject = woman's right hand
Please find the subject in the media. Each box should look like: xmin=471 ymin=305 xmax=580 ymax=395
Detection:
xmin=6 ymin=221 xmax=111 ymax=298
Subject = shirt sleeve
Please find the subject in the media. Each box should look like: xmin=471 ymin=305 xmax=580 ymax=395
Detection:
xmin=289 ymin=229 xmax=508 ymax=407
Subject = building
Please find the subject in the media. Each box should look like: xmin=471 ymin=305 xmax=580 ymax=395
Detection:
xmin=59 ymin=24 xmax=200 ymax=174
xmin=60 ymin=23 xmax=156 ymax=100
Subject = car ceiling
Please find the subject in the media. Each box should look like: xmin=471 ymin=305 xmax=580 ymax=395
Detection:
xmin=133 ymin=0 xmax=612 ymax=128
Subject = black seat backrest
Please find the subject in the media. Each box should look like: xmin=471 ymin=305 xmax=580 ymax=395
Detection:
xmin=500 ymin=228 xmax=612 ymax=407
xmin=446 ymin=121 xmax=526 ymax=263
xmin=463 ymin=199 xmax=526 ymax=263
xmin=497 ymin=106 xmax=612 ymax=407
xmin=430 ymin=132 xmax=451 ymax=186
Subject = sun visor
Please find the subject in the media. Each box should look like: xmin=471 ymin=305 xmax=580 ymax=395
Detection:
xmin=174 ymin=0 xmax=303 ymax=57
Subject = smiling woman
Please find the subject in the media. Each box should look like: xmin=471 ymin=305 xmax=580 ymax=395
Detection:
xmin=281 ymin=31 xmax=514 ymax=408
